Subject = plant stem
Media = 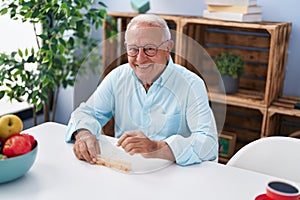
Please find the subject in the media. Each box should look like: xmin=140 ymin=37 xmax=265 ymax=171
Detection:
xmin=51 ymin=87 xmax=59 ymax=122
xmin=33 ymin=106 xmax=37 ymax=126
xmin=43 ymin=103 xmax=49 ymax=122
xmin=33 ymin=24 xmax=41 ymax=49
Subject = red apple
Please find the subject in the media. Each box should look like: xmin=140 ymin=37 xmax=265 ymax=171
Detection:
xmin=21 ymin=133 xmax=36 ymax=147
xmin=3 ymin=135 xmax=32 ymax=157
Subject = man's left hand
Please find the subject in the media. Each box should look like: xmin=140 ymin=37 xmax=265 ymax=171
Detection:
xmin=116 ymin=130 xmax=175 ymax=161
xmin=116 ymin=131 xmax=157 ymax=155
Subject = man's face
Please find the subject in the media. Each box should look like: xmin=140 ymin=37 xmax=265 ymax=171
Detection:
xmin=125 ymin=24 xmax=173 ymax=85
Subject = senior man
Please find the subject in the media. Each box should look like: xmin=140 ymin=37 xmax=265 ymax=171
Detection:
xmin=65 ymin=14 xmax=218 ymax=166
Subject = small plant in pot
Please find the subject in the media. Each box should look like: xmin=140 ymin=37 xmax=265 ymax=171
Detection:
xmin=214 ymin=52 xmax=245 ymax=94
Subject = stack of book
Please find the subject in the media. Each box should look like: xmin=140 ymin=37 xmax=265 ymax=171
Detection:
xmin=203 ymin=0 xmax=262 ymax=22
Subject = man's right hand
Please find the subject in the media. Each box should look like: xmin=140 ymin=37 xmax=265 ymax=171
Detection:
xmin=73 ymin=129 xmax=100 ymax=164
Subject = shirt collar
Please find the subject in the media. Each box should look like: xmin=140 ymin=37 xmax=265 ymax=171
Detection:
xmin=154 ymin=56 xmax=174 ymax=86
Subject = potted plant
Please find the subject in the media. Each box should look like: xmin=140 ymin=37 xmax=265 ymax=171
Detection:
xmin=214 ymin=52 xmax=244 ymax=94
xmin=0 ymin=0 xmax=107 ymax=124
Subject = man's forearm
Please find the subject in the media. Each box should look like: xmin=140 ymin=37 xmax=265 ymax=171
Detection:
xmin=143 ymin=141 xmax=175 ymax=162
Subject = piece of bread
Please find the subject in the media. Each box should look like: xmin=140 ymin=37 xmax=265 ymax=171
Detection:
xmin=95 ymin=156 xmax=132 ymax=173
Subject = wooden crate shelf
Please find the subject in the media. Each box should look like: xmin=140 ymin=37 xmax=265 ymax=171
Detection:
xmin=223 ymin=105 xmax=266 ymax=148
xmin=178 ymin=17 xmax=291 ymax=107
xmin=269 ymin=96 xmax=300 ymax=117
xmin=216 ymin=104 xmax=267 ymax=164
xmin=210 ymin=91 xmax=265 ymax=110
xmin=266 ymin=96 xmax=300 ymax=137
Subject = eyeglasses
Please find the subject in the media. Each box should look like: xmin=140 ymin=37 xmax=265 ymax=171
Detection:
xmin=125 ymin=40 xmax=169 ymax=57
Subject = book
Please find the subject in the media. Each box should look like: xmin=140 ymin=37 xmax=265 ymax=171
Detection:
xmin=207 ymin=5 xmax=262 ymax=14
xmin=205 ymin=0 xmax=257 ymax=6
xmin=203 ymin=10 xmax=262 ymax=22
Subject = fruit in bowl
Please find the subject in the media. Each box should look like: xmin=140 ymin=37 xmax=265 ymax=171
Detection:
xmin=0 ymin=114 xmax=38 ymax=183
xmin=0 ymin=114 xmax=23 ymax=139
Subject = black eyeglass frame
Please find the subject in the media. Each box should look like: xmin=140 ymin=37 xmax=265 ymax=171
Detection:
xmin=125 ymin=40 xmax=170 ymax=57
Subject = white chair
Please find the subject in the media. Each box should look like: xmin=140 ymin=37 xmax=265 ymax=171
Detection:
xmin=226 ymin=136 xmax=300 ymax=183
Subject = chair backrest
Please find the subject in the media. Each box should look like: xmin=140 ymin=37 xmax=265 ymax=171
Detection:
xmin=227 ymin=136 xmax=300 ymax=183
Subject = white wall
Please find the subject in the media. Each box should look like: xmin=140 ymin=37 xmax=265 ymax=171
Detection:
xmin=0 ymin=15 xmax=41 ymax=53
xmin=258 ymin=0 xmax=300 ymax=96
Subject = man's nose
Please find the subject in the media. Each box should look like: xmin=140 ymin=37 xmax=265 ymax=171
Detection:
xmin=136 ymin=48 xmax=148 ymax=62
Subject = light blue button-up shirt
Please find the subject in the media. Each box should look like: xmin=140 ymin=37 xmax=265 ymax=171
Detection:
xmin=65 ymin=58 xmax=218 ymax=166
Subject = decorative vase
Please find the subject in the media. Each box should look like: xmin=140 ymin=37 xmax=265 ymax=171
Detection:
xmin=220 ymin=75 xmax=239 ymax=94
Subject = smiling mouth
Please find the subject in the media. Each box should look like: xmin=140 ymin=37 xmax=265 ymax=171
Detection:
xmin=136 ymin=64 xmax=153 ymax=70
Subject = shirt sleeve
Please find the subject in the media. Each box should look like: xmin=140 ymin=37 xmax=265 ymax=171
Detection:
xmin=164 ymin=79 xmax=219 ymax=166
xmin=65 ymin=69 xmax=116 ymax=143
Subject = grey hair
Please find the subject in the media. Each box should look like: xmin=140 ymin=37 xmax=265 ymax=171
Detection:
xmin=125 ymin=14 xmax=171 ymax=42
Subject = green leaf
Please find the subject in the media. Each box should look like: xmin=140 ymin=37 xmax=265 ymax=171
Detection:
xmin=98 ymin=2 xmax=107 ymax=8
xmin=13 ymin=69 xmax=22 ymax=77
xmin=38 ymin=34 xmax=48 ymax=40
xmin=0 ymin=8 xmax=8 ymax=15
xmin=18 ymin=49 xmax=23 ymax=57
xmin=16 ymin=97 xmax=23 ymax=103
xmin=10 ymin=8 xmax=16 ymax=19
xmin=61 ymin=2 xmax=71 ymax=17
xmin=27 ymin=54 xmax=35 ymax=62
xmin=68 ymin=37 xmax=74 ymax=47
xmin=32 ymin=90 xmax=39 ymax=97
xmin=25 ymin=48 xmax=28 ymax=56
xmin=10 ymin=51 xmax=17 ymax=58
xmin=99 ymin=9 xmax=106 ymax=18
xmin=58 ymin=44 xmax=65 ymax=54
xmin=31 ymin=9 xmax=40 ymax=18
xmin=58 ymin=38 xmax=66 ymax=46
xmin=0 ymin=91 xmax=5 ymax=99
xmin=36 ymin=102 xmax=43 ymax=111
xmin=42 ymin=55 xmax=50 ymax=64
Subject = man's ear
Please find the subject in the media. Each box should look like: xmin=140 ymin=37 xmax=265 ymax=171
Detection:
xmin=167 ymin=40 xmax=174 ymax=52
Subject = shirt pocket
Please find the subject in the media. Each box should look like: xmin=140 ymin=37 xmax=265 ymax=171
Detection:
xmin=147 ymin=112 xmax=183 ymax=140
xmin=163 ymin=113 xmax=183 ymax=136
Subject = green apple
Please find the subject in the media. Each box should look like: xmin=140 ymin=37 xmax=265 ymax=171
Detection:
xmin=0 ymin=114 xmax=23 ymax=139
xmin=0 ymin=154 xmax=7 ymax=160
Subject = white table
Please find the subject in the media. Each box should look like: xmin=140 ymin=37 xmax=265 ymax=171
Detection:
xmin=0 ymin=122 xmax=299 ymax=200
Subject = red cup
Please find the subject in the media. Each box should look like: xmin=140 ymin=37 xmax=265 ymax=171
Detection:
xmin=256 ymin=181 xmax=300 ymax=200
